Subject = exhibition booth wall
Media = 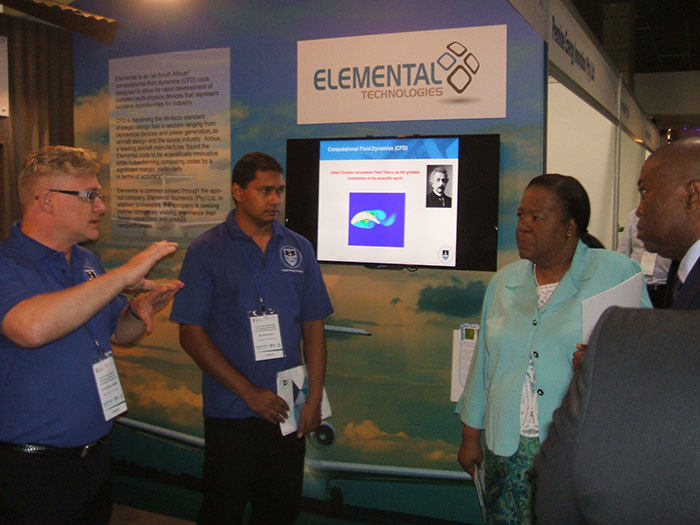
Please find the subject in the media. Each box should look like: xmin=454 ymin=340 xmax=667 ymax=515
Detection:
xmin=546 ymin=77 xmax=650 ymax=249
xmin=66 ymin=0 xmax=655 ymax=521
xmin=515 ymin=0 xmax=659 ymax=250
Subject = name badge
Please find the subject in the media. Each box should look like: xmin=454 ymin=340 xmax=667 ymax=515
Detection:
xmin=92 ymin=352 xmax=127 ymax=420
xmin=249 ymin=311 xmax=284 ymax=361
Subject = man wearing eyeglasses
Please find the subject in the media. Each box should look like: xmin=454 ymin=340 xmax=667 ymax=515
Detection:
xmin=0 ymin=146 xmax=183 ymax=523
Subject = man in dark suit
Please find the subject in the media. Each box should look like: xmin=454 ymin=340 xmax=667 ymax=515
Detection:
xmin=635 ymin=137 xmax=700 ymax=309
xmin=426 ymin=166 xmax=452 ymax=208
xmin=534 ymin=307 xmax=700 ymax=524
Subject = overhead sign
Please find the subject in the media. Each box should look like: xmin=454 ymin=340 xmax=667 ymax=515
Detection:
xmin=297 ymin=26 xmax=507 ymax=124
xmin=620 ymin=85 xmax=644 ymax=140
xmin=507 ymin=0 xmax=547 ymax=40
xmin=548 ymin=0 xmax=618 ymax=117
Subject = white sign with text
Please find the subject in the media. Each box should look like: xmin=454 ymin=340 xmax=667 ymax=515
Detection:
xmin=298 ymin=26 xmax=507 ymax=124
xmin=109 ymin=48 xmax=231 ymax=243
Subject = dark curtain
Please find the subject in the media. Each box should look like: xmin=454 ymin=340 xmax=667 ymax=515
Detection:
xmin=0 ymin=13 xmax=74 ymax=240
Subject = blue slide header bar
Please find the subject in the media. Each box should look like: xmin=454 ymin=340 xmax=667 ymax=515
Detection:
xmin=320 ymin=137 xmax=458 ymax=161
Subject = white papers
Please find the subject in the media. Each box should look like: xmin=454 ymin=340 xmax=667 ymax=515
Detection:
xmin=581 ymin=272 xmax=643 ymax=344
xmin=472 ymin=464 xmax=487 ymax=523
xmin=450 ymin=324 xmax=479 ymax=402
xmin=276 ymin=365 xmax=331 ymax=436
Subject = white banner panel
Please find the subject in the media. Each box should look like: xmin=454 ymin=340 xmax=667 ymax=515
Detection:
xmin=298 ymin=26 xmax=507 ymax=124
xmin=109 ymin=48 xmax=231 ymax=243
xmin=620 ymin=86 xmax=644 ymax=141
xmin=549 ymin=0 xmax=618 ymax=116
xmin=547 ymin=79 xmax=617 ymax=247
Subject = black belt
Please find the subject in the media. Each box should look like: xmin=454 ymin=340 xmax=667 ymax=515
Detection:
xmin=0 ymin=436 xmax=108 ymax=458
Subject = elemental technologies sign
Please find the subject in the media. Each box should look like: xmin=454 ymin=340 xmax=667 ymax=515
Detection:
xmin=297 ymin=25 xmax=507 ymax=124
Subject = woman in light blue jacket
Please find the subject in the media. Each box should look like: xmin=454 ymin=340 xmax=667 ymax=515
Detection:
xmin=456 ymin=174 xmax=651 ymax=524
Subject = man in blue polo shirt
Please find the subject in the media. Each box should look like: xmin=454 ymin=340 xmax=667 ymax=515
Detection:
xmin=0 ymin=146 xmax=183 ymax=523
xmin=170 ymin=152 xmax=333 ymax=524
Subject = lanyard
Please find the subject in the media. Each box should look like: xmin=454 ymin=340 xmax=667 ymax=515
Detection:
xmin=42 ymin=253 xmax=103 ymax=354
xmin=241 ymin=241 xmax=274 ymax=314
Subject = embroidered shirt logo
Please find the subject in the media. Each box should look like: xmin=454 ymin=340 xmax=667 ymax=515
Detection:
xmin=280 ymin=246 xmax=302 ymax=270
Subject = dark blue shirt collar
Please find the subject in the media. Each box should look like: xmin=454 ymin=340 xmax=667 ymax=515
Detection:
xmin=223 ymin=209 xmax=284 ymax=242
xmin=6 ymin=220 xmax=79 ymax=263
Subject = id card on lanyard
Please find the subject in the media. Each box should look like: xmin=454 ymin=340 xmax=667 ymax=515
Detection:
xmin=92 ymin=350 xmax=127 ymax=420
xmin=249 ymin=309 xmax=284 ymax=361
xmin=82 ymin=263 xmax=127 ymax=420
xmin=243 ymin=242 xmax=285 ymax=361
xmin=45 ymin=256 xmax=128 ymax=421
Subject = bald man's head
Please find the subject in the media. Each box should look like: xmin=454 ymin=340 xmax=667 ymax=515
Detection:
xmin=635 ymin=138 xmax=700 ymax=260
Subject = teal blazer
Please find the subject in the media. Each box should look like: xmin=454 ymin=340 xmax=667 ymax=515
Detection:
xmin=457 ymin=240 xmax=651 ymax=456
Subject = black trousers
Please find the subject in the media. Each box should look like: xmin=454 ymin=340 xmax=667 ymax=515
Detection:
xmin=0 ymin=437 xmax=112 ymax=525
xmin=198 ymin=417 xmax=306 ymax=525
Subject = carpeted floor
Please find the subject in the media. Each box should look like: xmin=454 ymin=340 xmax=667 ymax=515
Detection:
xmin=111 ymin=504 xmax=195 ymax=524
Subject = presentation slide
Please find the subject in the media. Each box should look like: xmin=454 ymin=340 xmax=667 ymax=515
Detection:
xmin=317 ymin=137 xmax=458 ymax=267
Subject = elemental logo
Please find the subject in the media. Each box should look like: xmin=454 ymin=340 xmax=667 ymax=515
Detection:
xmin=311 ymin=41 xmax=480 ymax=100
xmin=297 ymin=25 xmax=507 ymax=124
xmin=438 ymin=41 xmax=480 ymax=94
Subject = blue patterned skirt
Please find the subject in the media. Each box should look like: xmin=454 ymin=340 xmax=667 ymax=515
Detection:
xmin=483 ymin=435 xmax=541 ymax=524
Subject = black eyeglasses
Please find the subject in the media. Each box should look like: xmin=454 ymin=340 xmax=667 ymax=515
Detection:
xmin=48 ymin=189 xmax=106 ymax=204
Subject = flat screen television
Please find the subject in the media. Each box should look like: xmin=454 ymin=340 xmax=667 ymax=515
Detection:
xmin=285 ymin=134 xmax=500 ymax=271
